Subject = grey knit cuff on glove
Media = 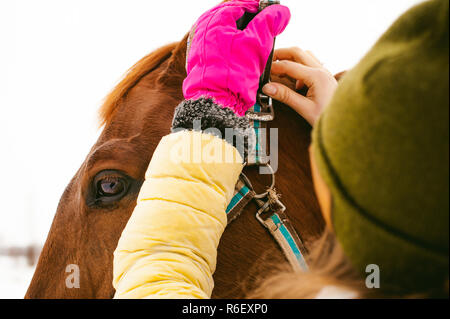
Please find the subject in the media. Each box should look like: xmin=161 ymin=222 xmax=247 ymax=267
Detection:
xmin=171 ymin=98 xmax=255 ymax=160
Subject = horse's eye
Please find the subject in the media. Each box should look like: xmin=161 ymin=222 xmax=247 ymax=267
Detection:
xmin=92 ymin=170 xmax=130 ymax=205
xmin=97 ymin=178 xmax=125 ymax=197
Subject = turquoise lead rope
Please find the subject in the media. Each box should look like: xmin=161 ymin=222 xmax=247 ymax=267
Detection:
xmin=226 ymin=179 xmax=309 ymax=272
xmin=225 ymin=103 xmax=309 ymax=272
xmin=247 ymin=103 xmax=270 ymax=166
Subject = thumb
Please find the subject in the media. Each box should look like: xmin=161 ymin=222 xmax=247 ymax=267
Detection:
xmin=246 ymin=4 xmax=291 ymax=37
xmin=263 ymin=82 xmax=314 ymax=119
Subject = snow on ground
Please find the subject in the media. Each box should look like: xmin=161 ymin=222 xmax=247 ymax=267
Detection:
xmin=0 ymin=257 xmax=35 ymax=299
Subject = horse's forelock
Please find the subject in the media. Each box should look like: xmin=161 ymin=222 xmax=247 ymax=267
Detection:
xmin=98 ymin=42 xmax=179 ymax=127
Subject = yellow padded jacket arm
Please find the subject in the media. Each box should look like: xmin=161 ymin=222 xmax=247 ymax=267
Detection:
xmin=113 ymin=131 xmax=244 ymax=299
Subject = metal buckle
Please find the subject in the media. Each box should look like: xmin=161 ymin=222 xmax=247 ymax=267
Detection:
xmin=255 ymin=192 xmax=286 ymax=232
xmin=246 ymin=93 xmax=275 ymax=122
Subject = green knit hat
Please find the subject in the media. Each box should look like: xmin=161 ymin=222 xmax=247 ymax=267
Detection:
xmin=312 ymin=0 xmax=449 ymax=295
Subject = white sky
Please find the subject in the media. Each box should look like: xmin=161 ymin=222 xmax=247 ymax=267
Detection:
xmin=0 ymin=0 xmax=422 ymax=249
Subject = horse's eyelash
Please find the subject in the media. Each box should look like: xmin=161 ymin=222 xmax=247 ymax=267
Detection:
xmin=98 ymin=175 xmax=120 ymax=181
xmin=96 ymin=172 xmax=125 ymax=182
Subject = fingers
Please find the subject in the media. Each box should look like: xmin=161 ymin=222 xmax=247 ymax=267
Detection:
xmin=264 ymin=53 xmax=338 ymax=126
xmin=271 ymin=60 xmax=319 ymax=88
xmin=262 ymin=82 xmax=315 ymax=124
xmin=305 ymin=50 xmax=323 ymax=66
xmin=274 ymin=47 xmax=322 ymax=68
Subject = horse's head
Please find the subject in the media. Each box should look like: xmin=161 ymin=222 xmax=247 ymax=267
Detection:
xmin=26 ymin=22 xmax=325 ymax=298
xmin=25 ymin=38 xmax=190 ymax=298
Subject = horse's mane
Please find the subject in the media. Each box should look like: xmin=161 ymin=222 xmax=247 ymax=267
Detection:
xmin=98 ymin=42 xmax=178 ymax=127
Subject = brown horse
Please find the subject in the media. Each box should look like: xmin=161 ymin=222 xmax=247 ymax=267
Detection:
xmin=25 ymin=28 xmax=326 ymax=298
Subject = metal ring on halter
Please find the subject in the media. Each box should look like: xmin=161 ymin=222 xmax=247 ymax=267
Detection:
xmin=240 ymin=164 xmax=276 ymax=199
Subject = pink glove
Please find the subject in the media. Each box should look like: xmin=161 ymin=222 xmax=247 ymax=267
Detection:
xmin=183 ymin=0 xmax=291 ymax=116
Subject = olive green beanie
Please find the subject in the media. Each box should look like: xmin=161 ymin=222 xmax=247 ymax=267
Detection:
xmin=312 ymin=0 xmax=449 ymax=295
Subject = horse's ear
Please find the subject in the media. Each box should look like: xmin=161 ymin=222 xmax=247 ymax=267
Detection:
xmin=157 ymin=33 xmax=189 ymax=86
xmin=334 ymin=71 xmax=347 ymax=82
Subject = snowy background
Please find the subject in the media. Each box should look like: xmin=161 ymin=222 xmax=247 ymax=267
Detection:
xmin=0 ymin=0 xmax=421 ymax=298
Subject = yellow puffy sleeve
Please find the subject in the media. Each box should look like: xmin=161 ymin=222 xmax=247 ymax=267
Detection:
xmin=113 ymin=131 xmax=244 ymax=299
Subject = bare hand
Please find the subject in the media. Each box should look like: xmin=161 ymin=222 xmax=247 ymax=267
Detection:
xmin=262 ymin=47 xmax=338 ymax=126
